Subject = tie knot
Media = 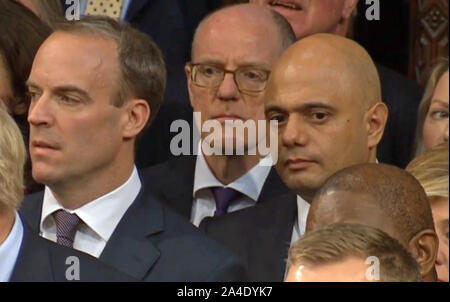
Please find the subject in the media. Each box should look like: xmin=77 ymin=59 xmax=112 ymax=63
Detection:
xmin=53 ymin=210 xmax=81 ymax=248
xmin=211 ymin=187 xmax=240 ymax=216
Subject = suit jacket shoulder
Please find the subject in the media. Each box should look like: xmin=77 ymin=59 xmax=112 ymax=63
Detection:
xmin=10 ymin=221 xmax=135 ymax=282
xmin=200 ymin=192 xmax=298 ymax=282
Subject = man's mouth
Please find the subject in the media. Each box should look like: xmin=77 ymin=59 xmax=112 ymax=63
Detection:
xmin=269 ymin=1 xmax=302 ymax=10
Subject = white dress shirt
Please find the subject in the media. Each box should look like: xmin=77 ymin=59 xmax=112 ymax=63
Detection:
xmin=290 ymin=195 xmax=311 ymax=245
xmin=191 ymin=144 xmax=273 ymax=227
xmin=0 ymin=212 xmax=24 ymax=282
xmin=40 ymin=166 xmax=141 ymax=258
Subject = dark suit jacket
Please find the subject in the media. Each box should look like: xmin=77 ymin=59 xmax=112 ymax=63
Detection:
xmin=140 ymin=155 xmax=291 ymax=220
xmin=19 ymin=183 xmax=246 ymax=282
xmin=377 ymin=65 xmax=423 ymax=168
xmin=200 ymin=193 xmax=298 ymax=282
xmin=10 ymin=218 xmax=135 ymax=282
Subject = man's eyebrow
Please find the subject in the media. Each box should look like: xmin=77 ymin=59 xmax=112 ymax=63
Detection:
xmin=53 ymin=85 xmax=90 ymax=98
xmin=26 ymin=80 xmax=40 ymax=89
xmin=266 ymin=101 xmax=336 ymax=114
xmin=193 ymin=58 xmax=269 ymax=69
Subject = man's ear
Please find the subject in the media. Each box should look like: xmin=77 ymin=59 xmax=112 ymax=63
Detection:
xmin=185 ymin=64 xmax=196 ymax=109
xmin=408 ymin=230 xmax=439 ymax=281
xmin=342 ymin=0 xmax=359 ymax=19
xmin=122 ymin=99 xmax=150 ymax=139
xmin=365 ymin=102 xmax=388 ymax=150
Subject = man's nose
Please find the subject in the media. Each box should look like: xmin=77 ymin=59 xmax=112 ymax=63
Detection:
xmin=281 ymin=115 xmax=309 ymax=147
xmin=28 ymin=93 xmax=54 ymax=127
xmin=216 ymin=73 xmax=240 ymax=101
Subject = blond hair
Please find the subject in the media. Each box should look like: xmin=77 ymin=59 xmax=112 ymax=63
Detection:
xmin=288 ymin=223 xmax=422 ymax=282
xmin=407 ymin=142 xmax=449 ymax=199
xmin=415 ymin=58 xmax=449 ymax=156
xmin=0 ymin=103 xmax=26 ymax=210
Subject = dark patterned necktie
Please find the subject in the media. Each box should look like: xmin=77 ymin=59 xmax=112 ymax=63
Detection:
xmin=211 ymin=187 xmax=240 ymax=216
xmin=53 ymin=210 xmax=81 ymax=248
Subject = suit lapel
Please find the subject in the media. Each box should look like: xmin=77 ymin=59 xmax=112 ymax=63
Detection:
xmin=159 ymin=156 xmax=196 ymax=219
xmin=10 ymin=222 xmax=54 ymax=282
xmin=19 ymin=191 xmax=44 ymax=232
xmin=258 ymin=167 xmax=290 ymax=203
xmin=100 ymin=186 xmax=164 ymax=280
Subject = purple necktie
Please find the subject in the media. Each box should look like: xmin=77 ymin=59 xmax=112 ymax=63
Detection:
xmin=53 ymin=210 xmax=81 ymax=248
xmin=211 ymin=187 xmax=240 ymax=216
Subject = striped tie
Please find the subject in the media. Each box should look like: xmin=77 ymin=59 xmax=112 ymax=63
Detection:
xmin=53 ymin=210 xmax=81 ymax=248
xmin=85 ymin=0 xmax=125 ymax=19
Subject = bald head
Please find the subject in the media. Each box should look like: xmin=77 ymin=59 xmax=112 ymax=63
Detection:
xmin=307 ymin=163 xmax=435 ymax=246
xmin=268 ymin=34 xmax=381 ymax=109
xmin=191 ymin=4 xmax=295 ymax=60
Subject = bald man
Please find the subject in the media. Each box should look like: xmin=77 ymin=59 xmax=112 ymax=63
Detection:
xmin=142 ymin=4 xmax=293 ymax=227
xmin=200 ymin=34 xmax=388 ymax=281
xmin=306 ymin=163 xmax=438 ymax=282
xmin=251 ymin=0 xmax=423 ymax=169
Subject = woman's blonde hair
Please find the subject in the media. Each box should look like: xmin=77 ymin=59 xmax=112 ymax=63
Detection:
xmin=407 ymin=142 xmax=449 ymax=199
xmin=415 ymin=57 xmax=449 ymax=156
xmin=0 ymin=102 xmax=26 ymax=210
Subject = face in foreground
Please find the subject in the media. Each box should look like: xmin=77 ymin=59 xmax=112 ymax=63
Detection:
xmin=423 ymin=71 xmax=449 ymax=151
xmin=27 ymin=32 xmax=128 ymax=187
xmin=286 ymin=257 xmax=371 ymax=282
xmin=431 ymin=196 xmax=449 ymax=282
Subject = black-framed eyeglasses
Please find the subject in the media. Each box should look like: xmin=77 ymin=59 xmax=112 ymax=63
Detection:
xmin=188 ymin=63 xmax=271 ymax=93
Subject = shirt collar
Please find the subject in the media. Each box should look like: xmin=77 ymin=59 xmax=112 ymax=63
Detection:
xmin=193 ymin=142 xmax=273 ymax=201
xmin=296 ymin=195 xmax=311 ymax=236
xmin=41 ymin=166 xmax=141 ymax=242
xmin=0 ymin=211 xmax=24 ymax=282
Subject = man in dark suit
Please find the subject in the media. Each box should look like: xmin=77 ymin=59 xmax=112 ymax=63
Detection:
xmin=0 ymin=103 xmax=133 ymax=282
xmin=251 ymin=0 xmax=423 ymax=168
xmin=200 ymin=34 xmax=389 ymax=281
xmin=142 ymin=4 xmax=295 ymax=226
xmin=20 ymin=16 xmax=245 ymax=282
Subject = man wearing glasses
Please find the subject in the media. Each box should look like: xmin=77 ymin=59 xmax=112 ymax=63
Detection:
xmin=142 ymin=4 xmax=295 ymax=226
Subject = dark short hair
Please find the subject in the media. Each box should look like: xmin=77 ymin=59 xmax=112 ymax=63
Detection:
xmin=0 ymin=0 xmax=52 ymax=115
xmin=56 ymin=16 xmax=167 ymax=126
xmin=288 ymin=223 xmax=423 ymax=282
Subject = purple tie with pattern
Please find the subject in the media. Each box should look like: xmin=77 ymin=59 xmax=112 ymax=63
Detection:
xmin=211 ymin=187 xmax=240 ymax=217
xmin=53 ymin=210 xmax=81 ymax=248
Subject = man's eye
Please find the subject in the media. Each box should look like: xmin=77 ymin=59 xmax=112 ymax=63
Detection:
xmin=242 ymin=70 xmax=265 ymax=82
xmin=58 ymin=95 xmax=79 ymax=104
xmin=311 ymin=112 xmax=329 ymax=121
xmin=27 ymin=91 xmax=40 ymax=102
xmin=201 ymin=66 xmax=220 ymax=77
xmin=269 ymin=114 xmax=287 ymax=124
